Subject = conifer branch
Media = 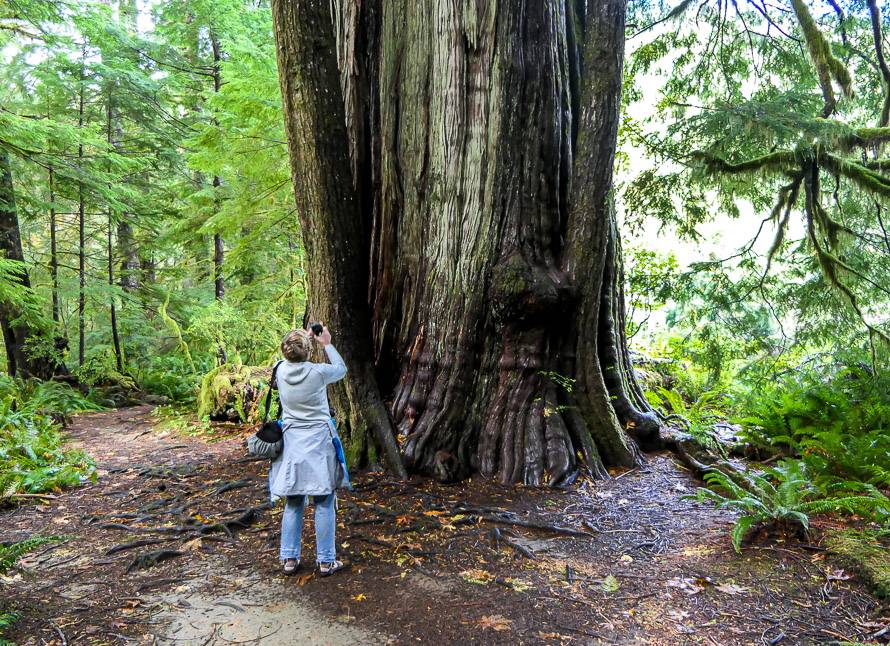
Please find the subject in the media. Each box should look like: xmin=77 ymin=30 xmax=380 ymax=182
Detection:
xmin=790 ymin=0 xmax=852 ymax=118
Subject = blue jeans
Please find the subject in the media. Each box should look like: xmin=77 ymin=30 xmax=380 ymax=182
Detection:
xmin=279 ymin=494 xmax=337 ymax=563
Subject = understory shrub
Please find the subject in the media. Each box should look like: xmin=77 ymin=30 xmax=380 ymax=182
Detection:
xmin=734 ymin=360 xmax=890 ymax=489
xmin=646 ymin=385 xmax=728 ymax=453
xmin=693 ymin=460 xmax=890 ymax=552
xmin=0 ymin=536 xmax=63 ymax=643
xmin=0 ymin=377 xmax=98 ymax=503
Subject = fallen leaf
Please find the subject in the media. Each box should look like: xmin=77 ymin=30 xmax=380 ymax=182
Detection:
xmin=668 ymin=609 xmax=690 ymax=622
xmin=601 ymin=575 xmax=620 ymax=593
xmin=478 ymin=615 xmax=513 ymax=631
xmin=460 ymin=569 xmax=493 ymax=585
xmin=504 ymin=577 xmax=532 ymax=592
xmin=666 ymin=576 xmax=705 ymax=595
xmin=352 ymin=593 xmax=366 ymax=601
xmin=715 ymin=583 xmax=749 ymax=595
xmin=827 ymin=569 xmax=852 ymax=581
xmin=182 ymin=538 xmax=202 ymax=552
xmin=296 ymin=573 xmax=314 ymax=586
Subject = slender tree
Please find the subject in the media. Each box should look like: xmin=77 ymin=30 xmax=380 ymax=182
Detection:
xmin=210 ymin=28 xmax=225 ymax=302
xmin=0 ymin=151 xmax=63 ymax=379
xmin=272 ymin=0 xmax=659 ymax=483
xmin=77 ymin=47 xmax=87 ymax=367
xmin=48 ymin=164 xmax=59 ymax=323
xmin=106 ymin=98 xmax=123 ymax=371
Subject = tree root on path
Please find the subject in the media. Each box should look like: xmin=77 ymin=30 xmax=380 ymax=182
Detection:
xmin=106 ymin=538 xmax=176 ymax=555
xmin=126 ymin=549 xmax=184 ymax=573
xmin=100 ymin=505 xmax=269 ymax=540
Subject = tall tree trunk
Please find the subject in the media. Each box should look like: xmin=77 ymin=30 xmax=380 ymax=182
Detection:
xmin=210 ymin=30 xmax=225 ymax=303
xmin=0 ymin=151 xmax=63 ymax=379
xmin=107 ymin=98 xmax=123 ymax=372
xmin=48 ymin=165 xmax=59 ymax=323
xmin=117 ymin=0 xmax=140 ymax=292
xmin=273 ymin=0 xmax=658 ymax=484
xmin=272 ymin=0 xmax=407 ymax=477
xmin=78 ymin=55 xmax=86 ymax=367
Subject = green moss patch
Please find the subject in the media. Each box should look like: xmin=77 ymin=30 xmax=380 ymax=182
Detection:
xmin=825 ymin=528 xmax=890 ymax=598
xmin=197 ymin=364 xmax=273 ymax=423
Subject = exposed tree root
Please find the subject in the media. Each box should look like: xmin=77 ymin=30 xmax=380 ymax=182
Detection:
xmin=106 ymin=538 xmax=174 ymax=555
xmin=125 ymin=549 xmax=184 ymax=573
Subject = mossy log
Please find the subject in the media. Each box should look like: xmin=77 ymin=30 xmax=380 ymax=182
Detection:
xmin=197 ymin=364 xmax=273 ymax=423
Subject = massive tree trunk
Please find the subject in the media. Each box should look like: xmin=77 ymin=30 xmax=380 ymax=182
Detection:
xmin=272 ymin=0 xmax=659 ymax=485
xmin=0 ymin=151 xmax=64 ymax=379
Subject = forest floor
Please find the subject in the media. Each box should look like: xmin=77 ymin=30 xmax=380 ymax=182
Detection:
xmin=1 ymin=406 xmax=887 ymax=646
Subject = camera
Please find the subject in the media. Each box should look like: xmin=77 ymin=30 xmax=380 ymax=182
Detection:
xmin=310 ymin=322 xmax=324 ymax=336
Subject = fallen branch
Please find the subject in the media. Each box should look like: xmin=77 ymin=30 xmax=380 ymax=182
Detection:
xmin=475 ymin=513 xmax=593 ymax=537
xmin=126 ymin=549 xmax=184 ymax=573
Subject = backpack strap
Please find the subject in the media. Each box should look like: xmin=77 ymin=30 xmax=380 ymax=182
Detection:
xmin=262 ymin=361 xmax=283 ymax=423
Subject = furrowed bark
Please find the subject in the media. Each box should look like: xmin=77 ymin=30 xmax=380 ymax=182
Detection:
xmin=271 ymin=0 xmax=407 ymax=479
xmin=78 ymin=51 xmax=86 ymax=367
xmin=0 ymin=151 xmax=63 ymax=379
xmin=275 ymin=0 xmax=660 ymax=483
xmin=211 ymin=30 xmax=225 ymax=303
xmin=107 ymin=96 xmax=124 ymax=372
xmin=49 ymin=165 xmax=59 ymax=322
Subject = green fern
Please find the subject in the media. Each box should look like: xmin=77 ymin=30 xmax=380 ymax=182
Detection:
xmin=0 ymin=536 xmax=62 ymax=575
xmin=693 ymin=460 xmax=890 ymax=552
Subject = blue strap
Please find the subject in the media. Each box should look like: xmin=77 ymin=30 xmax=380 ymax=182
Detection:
xmin=329 ymin=417 xmax=352 ymax=490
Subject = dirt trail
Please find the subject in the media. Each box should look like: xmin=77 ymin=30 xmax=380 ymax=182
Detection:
xmin=1 ymin=406 xmax=886 ymax=645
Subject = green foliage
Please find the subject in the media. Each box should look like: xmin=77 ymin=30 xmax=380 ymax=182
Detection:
xmin=624 ymin=246 xmax=678 ymax=340
xmin=0 ymin=536 xmax=61 ymax=575
xmin=1 ymin=0 xmax=302 ymax=394
xmin=647 ymin=385 xmax=727 ymax=453
xmin=736 ymin=359 xmax=890 ymax=489
xmin=0 ymin=375 xmax=103 ymax=419
xmin=622 ymin=0 xmax=890 ymax=352
xmin=0 ymin=378 xmax=97 ymax=502
xmin=693 ymin=460 xmax=890 ymax=552
xmin=196 ymin=363 xmax=270 ymax=423
xmin=0 ymin=534 xmax=63 ymax=643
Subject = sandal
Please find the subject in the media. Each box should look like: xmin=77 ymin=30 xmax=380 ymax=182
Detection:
xmin=318 ymin=560 xmax=345 ymax=577
xmin=282 ymin=558 xmax=300 ymax=575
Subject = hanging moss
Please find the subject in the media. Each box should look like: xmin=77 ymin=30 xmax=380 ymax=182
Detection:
xmin=159 ymin=292 xmax=196 ymax=374
xmin=196 ymin=363 xmax=273 ymax=422
xmin=825 ymin=528 xmax=890 ymax=598
xmin=692 ymin=150 xmax=798 ymax=176
xmin=790 ymin=0 xmax=853 ymax=116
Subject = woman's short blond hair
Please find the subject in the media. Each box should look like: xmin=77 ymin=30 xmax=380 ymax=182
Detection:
xmin=281 ymin=329 xmax=312 ymax=362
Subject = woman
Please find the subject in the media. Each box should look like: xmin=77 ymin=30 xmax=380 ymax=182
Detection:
xmin=269 ymin=324 xmax=347 ymax=576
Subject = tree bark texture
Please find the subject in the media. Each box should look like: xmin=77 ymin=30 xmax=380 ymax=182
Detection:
xmin=211 ymin=30 xmax=226 ymax=303
xmin=49 ymin=165 xmax=59 ymax=322
xmin=107 ymin=98 xmax=124 ymax=372
xmin=273 ymin=0 xmax=659 ymax=484
xmin=0 ymin=151 xmax=62 ymax=379
xmin=78 ymin=55 xmax=86 ymax=367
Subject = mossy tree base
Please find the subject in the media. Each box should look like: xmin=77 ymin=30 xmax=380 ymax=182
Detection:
xmin=825 ymin=528 xmax=890 ymax=598
xmin=197 ymin=364 xmax=273 ymax=423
